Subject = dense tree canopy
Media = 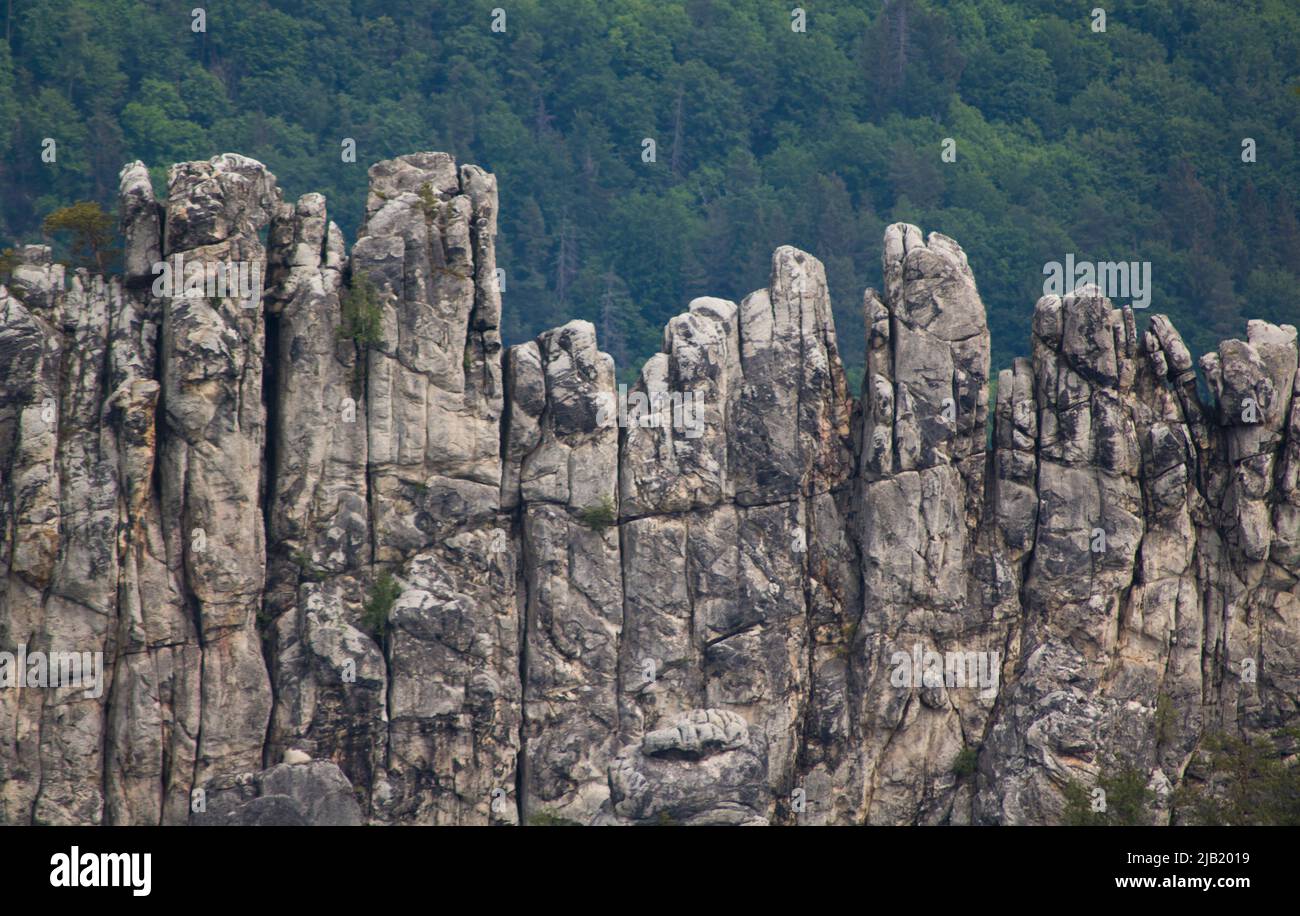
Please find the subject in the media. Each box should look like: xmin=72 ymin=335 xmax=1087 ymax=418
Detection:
xmin=2 ymin=0 xmax=1297 ymax=385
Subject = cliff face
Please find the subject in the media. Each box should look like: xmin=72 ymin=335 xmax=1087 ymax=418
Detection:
xmin=1 ymin=152 xmax=1296 ymax=826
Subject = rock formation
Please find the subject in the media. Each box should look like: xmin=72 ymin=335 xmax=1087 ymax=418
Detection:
xmin=0 ymin=151 xmax=1296 ymax=825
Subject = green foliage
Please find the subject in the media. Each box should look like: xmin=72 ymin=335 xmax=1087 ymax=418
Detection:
xmin=3 ymin=0 xmax=1299 ymax=377
xmin=289 ymin=550 xmax=327 ymax=583
xmin=41 ymin=201 xmax=117 ymax=272
xmin=1155 ymin=693 xmax=1176 ymax=745
xmin=362 ymin=571 xmax=402 ymax=644
xmin=1062 ymin=763 xmax=1154 ymax=826
xmin=577 ymin=497 xmax=618 ymax=531
xmin=338 ymin=271 xmax=383 ymax=348
xmin=1172 ymin=730 xmax=1300 ymax=826
xmin=833 ymin=621 xmax=858 ymax=659
xmin=0 ymin=247 xmax=19 ymax=297
xmin=952 ymin=746 xmax=979 ymax=778
xmin=844 ymin=364 xmax=864 ymax=401
xmin=417 ymin=181 xmax=439 ymax=224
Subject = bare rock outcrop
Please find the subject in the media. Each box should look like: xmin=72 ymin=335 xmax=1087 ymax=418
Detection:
xmin=190 ymin=759 xmax=363 ymax=826
xmin=1 ymin=152 xmax=1297 ymax=827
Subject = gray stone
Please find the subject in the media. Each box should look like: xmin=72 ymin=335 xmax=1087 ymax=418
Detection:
xmin=3 ymin=152 xmax=1298 ymax=829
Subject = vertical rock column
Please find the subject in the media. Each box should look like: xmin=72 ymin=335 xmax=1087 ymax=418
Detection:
xmin=614 ymin=298 xmax=747 ymax=824
xmin=104 ymin=161 xmax=200 ymax=826
xmin=0 ymin=249 xmax=63 ymax=823
xmin=847 ymin=225 xmax=995 ymax=825
xmin=618 ymin=298 xmax=738 ymax=738
xmin=353 ymin=153 xmax=518 ymax=824
xmin=358 ymin=152 xmax=503 ymax=554
xmin=262 ymin=192 xmax=386 ymax=797
xmin=1120 ymin=318 xmax=1212 ymax=796
xmin=978 ymin=288 xmax=1148 ymax=824
xmin=0 ymin=248 xmax=121 ymax=824
xmin=34 ymin=269 xmax=121 ymax=824
xmin=716 ymin=247 xmax=853 ymax=812
xmin=1199 ymin=322 xmax=1299 ymax=736
xmin=157 ymin=154 xmax=279 ymax=785
xmin=610 ymin=247 xmax=854 ymax=825
xmin=504 ymin=321 xmax=622 ymax=824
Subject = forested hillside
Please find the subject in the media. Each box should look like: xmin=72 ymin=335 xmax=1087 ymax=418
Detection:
xmin=2 ymin=0 xmax=1297 ymax=381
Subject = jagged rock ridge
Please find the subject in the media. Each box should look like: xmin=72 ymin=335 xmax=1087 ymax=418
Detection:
xmin=0 ymin=152 xmax=1296 ymax=825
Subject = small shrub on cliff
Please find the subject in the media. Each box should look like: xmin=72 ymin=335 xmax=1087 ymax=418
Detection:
xmin=0 ymin=248 xmax=23 ymax=301
xmin=289 ymin=550 xmax=328 ymax=583
xmin=1155 ymin=693 xmax=1176 ymax=744
xmin=42 ymin=201 xmax=118 ymax=273
xmin=338 ymin=271 xmax=384 ymax=348
xmin=833 ymin=622 xmax=858 ymax=659
xmin=417 ymin=181 xmax=438 ymax=223
xmin=362 ymin=571 xmax=401 ymax=644
xmin=577 ymin=497 xmax=617 ymax=531
xmin=952 ymin=747 xmax=979 ymax=778
xmin=1062 ymin=763 xmax=1153 ymax=826
xmin=1172 ymin=729 xmax=1300 ymax=826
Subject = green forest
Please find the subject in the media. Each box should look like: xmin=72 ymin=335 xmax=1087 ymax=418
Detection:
xmin=1 ymin=0 xmax=1298 ymax=385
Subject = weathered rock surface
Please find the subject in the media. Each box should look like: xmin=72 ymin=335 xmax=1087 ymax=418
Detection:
xmin=1 ymin=151 xmax=1297 ymax=826
xmin=190 ymin=759 xmax=363 ymax=826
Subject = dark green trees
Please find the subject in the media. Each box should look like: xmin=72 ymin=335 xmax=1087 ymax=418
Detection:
xmin=2 ymin=0 xmax=1297 ymax=379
